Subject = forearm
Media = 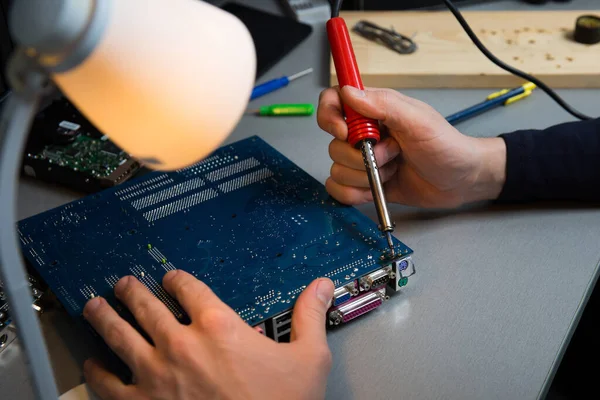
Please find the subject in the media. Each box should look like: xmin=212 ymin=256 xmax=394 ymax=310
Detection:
xmin=468 ymin=137 xmax=506 ymax=203
xmin=491 ymin=118 xmax=600 ymax=202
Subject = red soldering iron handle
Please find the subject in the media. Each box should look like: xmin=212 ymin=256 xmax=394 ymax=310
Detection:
xmin=326 ymin=17 xmax=380 ymax=148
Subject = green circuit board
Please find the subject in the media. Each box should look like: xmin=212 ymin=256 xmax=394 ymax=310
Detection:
xmin=34 ymin=134 xmax=130 ymax=178
xmin=23 ymin=97 xmax=141 ymax=192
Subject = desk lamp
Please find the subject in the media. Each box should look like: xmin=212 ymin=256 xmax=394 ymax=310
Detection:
xmin=0 ymin=0 xmax=256 ymax=398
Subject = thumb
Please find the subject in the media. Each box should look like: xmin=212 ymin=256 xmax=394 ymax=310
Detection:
xmin=290 ymin=278 xmax=334 ymax=344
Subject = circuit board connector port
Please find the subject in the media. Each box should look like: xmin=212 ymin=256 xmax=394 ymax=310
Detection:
xmin=328 ymin=287 xmax=387 ymax=326
xmin=359 ymin=266 xmax=395 ymax=291
xmin=388 ymin=257 xmax=415 ymax=292
xmin=333 ymin=281 xmax=359 ymax=306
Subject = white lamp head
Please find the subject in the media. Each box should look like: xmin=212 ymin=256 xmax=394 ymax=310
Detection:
xmin=9 ymin=0 xmax=257 ymax=170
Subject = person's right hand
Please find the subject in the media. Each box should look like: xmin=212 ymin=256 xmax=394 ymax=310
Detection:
xmin=317 ymin=86 xmax=507 ymax=209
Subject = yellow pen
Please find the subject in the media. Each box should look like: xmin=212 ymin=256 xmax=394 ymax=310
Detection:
xmin=446 ymin=82 xmax=536 ymax=125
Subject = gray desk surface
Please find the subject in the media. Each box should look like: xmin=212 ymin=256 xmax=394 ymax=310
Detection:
xmin=2 ymin=0 xmax=600 ymax=399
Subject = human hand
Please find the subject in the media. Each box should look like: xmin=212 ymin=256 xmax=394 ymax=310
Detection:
xmin=82 ymin=270 xmax=335 ymax=400
xmin=317 ymin=86 xmax=507 ymax=208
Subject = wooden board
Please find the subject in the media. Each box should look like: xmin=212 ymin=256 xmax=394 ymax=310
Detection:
xmin=330 ymin=10 xmax=600 ymax=88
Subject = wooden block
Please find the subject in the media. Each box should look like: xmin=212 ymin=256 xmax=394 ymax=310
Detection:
xmin=330 ymin=10 xmax=600 ymax=88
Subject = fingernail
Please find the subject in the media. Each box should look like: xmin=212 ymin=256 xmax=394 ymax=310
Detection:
xmin=316 ymin=279 xmax=334 ymax=309
xmin=114 ymin=275 xmax=132 ymax=296
xmin=83 ymin=297 xmax=102 ymax=317
xmin=344 ymin=85 xmax=366 ymax=98
xmin=163 ymin=269 xmax=179 ymax=284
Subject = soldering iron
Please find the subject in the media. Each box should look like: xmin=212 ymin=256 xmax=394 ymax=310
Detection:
xmin=327 ymin=2 xmax=396 ymax=256
xmin=326 ymin=0 xmax=595 ymax=256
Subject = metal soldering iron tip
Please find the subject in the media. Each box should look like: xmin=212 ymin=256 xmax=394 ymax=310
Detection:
xmin=385 ymin=232 xmax=395 ymax=256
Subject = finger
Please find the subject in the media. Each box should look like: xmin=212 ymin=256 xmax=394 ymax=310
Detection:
xmin=317 ymin=87 xmax=348 ymax=141
xmin=330 ymin=161 xmax=397 ymax=188
xmin=162 ymin=270 xmax=226 ymax=320
xmin=290 ymin=278 xmax=334 ymax=344
xmin=329 ymin=137 xmax=400 ymax=171
xmin=339 ymin=86 xmax=416 ymax=132
xmin=83 ymin=297 xmax=154 ymax=371
xmin=328 ymin=139 xmax=362 ymax=170
xmin=325 ymin=178 xmax=373 ymax=205
xmin=383 ymin=165 xmax=445 ymax=208
xmin=84 ymin=359 xmax=140 ymax=400
xmin=114 ymin=276 xmax=181 ymax=343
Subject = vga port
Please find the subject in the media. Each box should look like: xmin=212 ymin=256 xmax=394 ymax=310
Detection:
xmin=359 ymin=266 xmax=395 ymax=291
xmin=333 ymin=286 xmax=351 ymax=306
xmin=328 ymin=287 xmax=386 ymax=326
xmin=332 ymin=281 xmax=359 ymax=306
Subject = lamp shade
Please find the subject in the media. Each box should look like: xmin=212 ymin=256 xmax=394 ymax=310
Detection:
xmin=12 ymin=0 xmax=257 ymax=170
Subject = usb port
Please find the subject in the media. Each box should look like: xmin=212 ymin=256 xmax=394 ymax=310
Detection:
xmin=277 ymin=332 xmax=291 ymax=343
xmin=277 ymin=321 xmax=291 ymax=334
xmin=274 ymin=311 xmax=292 ymax=327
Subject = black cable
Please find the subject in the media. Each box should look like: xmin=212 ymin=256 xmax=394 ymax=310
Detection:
xmin=0 ymin=90 xmax=9 ymax=106
xmin=331 ymin=0 xmax=343 ymax=18
xmin=329 ymin=0 xmax=592 ymax=120
xmin=443 ymin=0 xmax=593 ymax=121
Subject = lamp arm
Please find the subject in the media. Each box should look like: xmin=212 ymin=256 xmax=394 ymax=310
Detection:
xmin=0 ymin=51 xmax=59 ymax=400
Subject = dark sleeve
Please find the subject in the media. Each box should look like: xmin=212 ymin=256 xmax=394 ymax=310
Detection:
xmin=496 ymin=118 xmax=600 ymax=203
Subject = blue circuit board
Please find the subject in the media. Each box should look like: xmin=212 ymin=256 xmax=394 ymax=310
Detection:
xmin=18 ymin=136 xmax=413 ymax=327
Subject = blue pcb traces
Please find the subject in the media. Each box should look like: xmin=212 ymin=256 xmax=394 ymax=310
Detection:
xmin=18 ymin=136 xmax=413 ymax=326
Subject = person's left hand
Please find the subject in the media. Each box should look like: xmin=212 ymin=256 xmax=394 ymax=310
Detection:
xmin=82 ymin=270 xmax=334 ymax=400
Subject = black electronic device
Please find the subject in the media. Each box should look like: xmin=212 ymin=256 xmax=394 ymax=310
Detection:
xmin=22 ymin=97 xmax=142 ymax=193
xmin=221 ymin=2 xmax=313 ymax=78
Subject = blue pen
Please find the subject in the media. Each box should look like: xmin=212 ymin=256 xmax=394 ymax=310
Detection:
xmin=250 ymin=68 xmax=313 ymax=100
xmin=446 ymin=82 xmax=536 ymax=125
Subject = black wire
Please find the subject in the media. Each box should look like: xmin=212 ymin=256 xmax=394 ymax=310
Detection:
xmin=443 ymin=0 xmax=593 ymax=121
xmin=0 ymin=91 xmax=9 ymax=106
xmin=331 ymin=0 xmax=343 ymax=18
